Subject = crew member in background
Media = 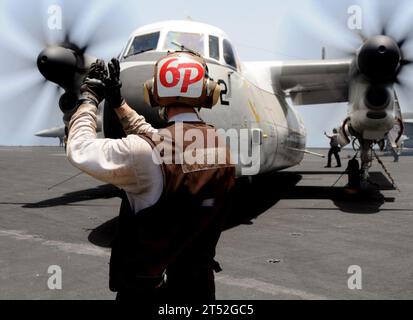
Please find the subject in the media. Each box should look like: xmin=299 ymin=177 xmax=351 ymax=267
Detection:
xmin=66 ymin=52 xmax=235 ymax=301
xmin=385 ymin=134 xmax=400 ymax=162
xmin=324 ymin=128 xmax=341 ymax=168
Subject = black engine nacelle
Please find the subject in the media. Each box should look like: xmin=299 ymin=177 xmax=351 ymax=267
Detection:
xmin=356 ymin=35 xmax=401 ymax=82
xmin=37 ymin=45 xmax=96 ymax=119
xmin=37 ymin=46 xmax=90 ymax=90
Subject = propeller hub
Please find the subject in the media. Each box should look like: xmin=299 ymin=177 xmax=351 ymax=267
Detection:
xmin=357 ymin=35 xmax=401 ymax=81
xmin=37 ymin=46 xmax=82 ymax=90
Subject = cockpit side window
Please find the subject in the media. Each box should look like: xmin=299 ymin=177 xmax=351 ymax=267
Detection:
xmin=209 ymin=35 xmax=219 ymax=60
xmin=164 ymin=31 xmax=204 ymax=55
xmin=125 ymin=32 xmax=160 ymax=57
xmin=223 ymin=39 xmax=237 ymax=69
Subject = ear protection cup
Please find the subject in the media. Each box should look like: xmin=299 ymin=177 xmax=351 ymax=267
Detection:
xmin=143 ymin=79 xmax=156 ymax=107
xmin=206 ymin=78 xmax=221 ymax=107
xmin=211 ymin=82 xmax=221 ymax=107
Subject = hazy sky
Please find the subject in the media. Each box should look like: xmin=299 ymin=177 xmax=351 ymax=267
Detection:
xmin=1 ymin=0 xmax=412 ymax=147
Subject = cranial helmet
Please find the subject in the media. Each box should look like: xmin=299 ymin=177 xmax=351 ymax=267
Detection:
xmin=143 ymin=51 xmax=221 ymax=109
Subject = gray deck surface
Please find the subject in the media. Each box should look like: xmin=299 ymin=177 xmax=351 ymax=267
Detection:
xmin=0 ymin=146 xmax=411 ymax=299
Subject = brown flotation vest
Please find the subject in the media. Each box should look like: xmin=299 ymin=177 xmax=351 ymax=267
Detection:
xmin=109 ymin=121 xmax=235 ymax=293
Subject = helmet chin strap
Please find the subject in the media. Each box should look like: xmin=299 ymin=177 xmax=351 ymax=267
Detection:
xmin=158 ymin=107 xmax=168 ymax=122
xmin=160 ymin=106 xmax=203 ymax=122
xmin=194 ymin=107 xmax=203 ymax=121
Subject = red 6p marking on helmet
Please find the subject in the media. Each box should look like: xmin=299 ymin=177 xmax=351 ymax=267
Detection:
xmin=158 ymin=58 xmax=204 ymax=95
xmin=144 ymin=51 xmax=221 ymax=109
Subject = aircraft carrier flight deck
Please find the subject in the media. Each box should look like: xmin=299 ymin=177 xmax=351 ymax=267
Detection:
xmin=0 ymin=146 xmax=412 ymax=299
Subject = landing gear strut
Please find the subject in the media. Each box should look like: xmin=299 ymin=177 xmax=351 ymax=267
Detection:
xmin=347 ymin=139 xmax=373 ymax=189
xmin=359 ymin=140 xmax=373 ymax=181
xmin=347 ymin=138 xmax=398 ymax=191
xmin=346 ymin=156 xmax=361 ymax=190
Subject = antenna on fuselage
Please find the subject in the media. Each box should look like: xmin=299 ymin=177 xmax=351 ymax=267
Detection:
xmin=322 ymin=47 xmax=326 ymax=60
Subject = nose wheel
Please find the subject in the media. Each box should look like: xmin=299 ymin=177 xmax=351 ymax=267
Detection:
xmin=347 ymin=139 xmax=373 ymax=188
xmin=347 ymin=138 xmax=398 ymax=191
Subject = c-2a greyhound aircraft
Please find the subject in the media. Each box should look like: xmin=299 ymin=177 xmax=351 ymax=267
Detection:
xmin=37 ymin=20 xmax=408 ymax=181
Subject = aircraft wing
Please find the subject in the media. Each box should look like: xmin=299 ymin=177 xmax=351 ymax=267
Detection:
xmin=35 ymin=126 xmax=65 ymax=138
xmin=35 ymin=108 xmax=104 ymax=140
xmin=244 ymin=59 xmax=352 ymax=105
xmin=277 ymin=59 xmax=352 ymax=105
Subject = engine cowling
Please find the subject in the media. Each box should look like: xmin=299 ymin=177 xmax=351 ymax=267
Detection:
xmin=37 ymin=45 xmax=96 ymax=120
xmin=344 ymin=35 xmax=402 ymax=141
xmin=357 ymin=35 xmax=401 ymax=82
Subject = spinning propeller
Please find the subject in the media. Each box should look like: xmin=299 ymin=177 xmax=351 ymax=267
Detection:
xmin=304 ymin=0 xmax=413 ymax=103
xmin=0 ymin=0 xmax=139 ymax=144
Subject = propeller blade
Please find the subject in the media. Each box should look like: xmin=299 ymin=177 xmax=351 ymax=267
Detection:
xmin=40 ymin=0 xmax=64 ymax=46
xmin=397 ymin=63 xmax=413 ymax=84
xmin=14 ymin=83 xmax=61 ymax=145
xmin=0 ymin=44 xmax=37 ymax=75
xmin=292 ymin=1 xmax=361 ymax=54
xmin=70 ymin=0 xmax=140 ymax=59
xmin=358 ymin=0 xmax=382 ymax=37
xmin=398 ymin=38 xmax=407 ymax=50
xmin=0 ymin=7 xmax=43 ymax=61
xmin=380 ymin=25 xmax=387 ymax=37
xmin=0 ymin=81 xmax=61 ymax=145
xmin=357 ymin=31 xmax=369 ymax=43
xmin=61 ymin=0 xmax=83 ymax=39
xmin=63 ymin=32 xmax=71 ymax=46
xmin=70 ymin=0 xmax=118 ymax=50
xmin=0 ymin=68 xmax=45 ymax=102
xmin=383 ymin=0 xmax=413 ymax=42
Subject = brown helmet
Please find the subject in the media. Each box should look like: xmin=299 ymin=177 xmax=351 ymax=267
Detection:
xmin=144 ymin=51 xmax=221 ymax=109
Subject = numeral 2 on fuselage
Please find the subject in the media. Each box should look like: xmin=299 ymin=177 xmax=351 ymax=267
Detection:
xmin=218 ymin=79 xmax=230 ymax=106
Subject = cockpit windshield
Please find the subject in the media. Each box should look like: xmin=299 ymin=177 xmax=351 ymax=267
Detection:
xmin=125 ymin=31 xmax=160 ymax=57
xmin=163 ymin=31 xmax=204 ymax=55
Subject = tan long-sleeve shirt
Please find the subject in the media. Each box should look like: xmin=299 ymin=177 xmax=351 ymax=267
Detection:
xmin=66 ymin=103 xmax=163 ymax=212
